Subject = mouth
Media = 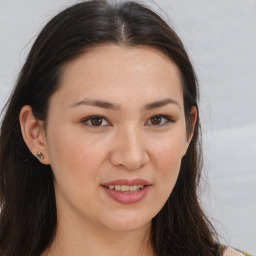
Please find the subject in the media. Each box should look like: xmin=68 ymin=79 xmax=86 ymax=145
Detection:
xmin=101 ymin=179 xmax=151 ymax=204
xmin=103 ymin=184 xmax=146 ymax=193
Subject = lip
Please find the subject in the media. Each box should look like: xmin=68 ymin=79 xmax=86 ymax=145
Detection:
xmin=102 ymin=179 xmax=151 ymax=204
xmin=102 ymin=179 xmax=151 ymax=187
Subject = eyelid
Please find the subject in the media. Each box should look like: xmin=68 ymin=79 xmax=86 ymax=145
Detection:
xmin=81 ymin=115 xmax=111 ymax=127
xmin=81 ymin=114 xmax=175 ymax=128
xmin=146 ymin=114 xmax=175 ymax=126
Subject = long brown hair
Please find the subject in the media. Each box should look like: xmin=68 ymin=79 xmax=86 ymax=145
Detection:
xmin=0 ymin=1 xmax=219 ymax=255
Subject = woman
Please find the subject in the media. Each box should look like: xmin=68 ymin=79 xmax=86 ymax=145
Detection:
xmin=0 ymin=1 xmax=252 ymax=255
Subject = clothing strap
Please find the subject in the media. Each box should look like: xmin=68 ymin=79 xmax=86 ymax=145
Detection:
xmin=219 ymin=244 xmax=253 ymax=256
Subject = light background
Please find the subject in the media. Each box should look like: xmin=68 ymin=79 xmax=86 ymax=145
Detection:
xmin=0 ymin=0 xmax=255 ymax=253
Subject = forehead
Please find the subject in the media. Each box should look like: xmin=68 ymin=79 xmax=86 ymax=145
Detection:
xmin=53 ymin=44 xmax=184 ymax=108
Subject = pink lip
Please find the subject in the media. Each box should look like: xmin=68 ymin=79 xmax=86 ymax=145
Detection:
xmin=102 ymin=179 xmax=151 ymax=204
xmin=102 ymin=179 xmax=150 ymax=187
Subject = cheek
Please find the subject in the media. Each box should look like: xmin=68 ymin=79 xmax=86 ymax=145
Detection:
xmin=154 ymin=134 xmax=185 ymax=168
xmin=46 ymin=125 xmax=104 ymax=172
xmin=151 ymin=134 xmax=185 ymax=194
xmin=45 ymin=127 xmax=104 ymax=200
xmin=46 ymin=130 xmax=105 ymax=210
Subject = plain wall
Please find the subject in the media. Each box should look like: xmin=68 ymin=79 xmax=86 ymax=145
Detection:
xmin=0 ymin=0 xmax=255 ymax=253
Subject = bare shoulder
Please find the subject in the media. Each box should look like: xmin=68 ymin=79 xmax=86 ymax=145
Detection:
xmin=221 ymin=246 xmax=253 ymax=256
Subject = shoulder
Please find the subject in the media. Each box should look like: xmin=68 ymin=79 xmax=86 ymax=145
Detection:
xmin=219 ymin=245 xmax=253 ymax=256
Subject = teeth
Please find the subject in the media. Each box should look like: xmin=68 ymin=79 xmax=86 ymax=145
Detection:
xmin=107 ymin=185 xmax=145 ymax=192
xmin=129 ymin=185 xmax=138 ymax=192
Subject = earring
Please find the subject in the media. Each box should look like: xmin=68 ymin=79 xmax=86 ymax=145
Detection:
xmin=37 ymin=152 xmax=44 ymax=159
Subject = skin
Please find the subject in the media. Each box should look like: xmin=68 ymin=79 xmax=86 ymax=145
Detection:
xmin=20 ymin=44 xmax=197 ymax=256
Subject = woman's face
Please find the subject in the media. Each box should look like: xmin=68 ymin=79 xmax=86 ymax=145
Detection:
xmin=43 ymin=44 xmax=195 ymax=232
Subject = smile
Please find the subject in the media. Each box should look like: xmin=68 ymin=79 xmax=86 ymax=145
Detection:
xmin=102 ymin=179 xmax=151 ymax=204
xmin=106 ymin=185 xmax=145 ymax=193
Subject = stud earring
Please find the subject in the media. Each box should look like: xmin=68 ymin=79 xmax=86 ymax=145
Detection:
xmin=37 ymin=152 xmax=44 ymax=159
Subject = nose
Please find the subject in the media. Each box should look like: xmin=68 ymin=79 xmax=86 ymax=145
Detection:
xmin=109 ymin=126 xmax=150 ymax=170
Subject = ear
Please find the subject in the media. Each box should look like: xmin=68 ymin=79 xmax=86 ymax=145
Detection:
xmin=183 ymin=106 xmax=198 ymax=156
xmin=19 ymin=105 xmax=50 ymax=165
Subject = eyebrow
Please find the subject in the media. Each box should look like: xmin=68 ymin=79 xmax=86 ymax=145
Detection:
xmin=70 ymin=97 xmax=180 ymax=110
xmin=144 ymin=98 xmax=181 ymax=110
xmin=70 ymin=98 xmax=120 ymax=110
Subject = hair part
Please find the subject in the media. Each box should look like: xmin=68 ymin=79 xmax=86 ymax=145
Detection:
xmin=0 ymin=1 xmax=219 ymax=255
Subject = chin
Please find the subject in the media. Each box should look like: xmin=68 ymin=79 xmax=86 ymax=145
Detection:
xmin=100 ymin=211 xmax=153 ymax=232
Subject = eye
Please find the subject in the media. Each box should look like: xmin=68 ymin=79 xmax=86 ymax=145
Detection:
xmin=146 ymin=115 xmax=174 ymax=126
xmin=82 ymin=116 xmax=110 ymax=127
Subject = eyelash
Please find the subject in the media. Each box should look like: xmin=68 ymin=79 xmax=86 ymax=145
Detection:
xmin=146 ymin=115 xmax=175 ymax=126
xmin=81 ymin=114 xmax=175 ymax=128
xmin=81 ymin=115 xmax=110 ymax=128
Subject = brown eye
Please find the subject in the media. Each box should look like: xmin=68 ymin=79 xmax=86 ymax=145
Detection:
xmin=91 ymin=117 xmax=103 ymax=126
xmin=82 ymin=116 xmax=109 ymax=127
xmin=150 ymin=116 xmax=162 ymax=125
xmin=146 ymin=115 xmax=174 ymax=127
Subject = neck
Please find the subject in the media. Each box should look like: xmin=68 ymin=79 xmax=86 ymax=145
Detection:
xmin=41 ymin=212 xmax=154 ymax=256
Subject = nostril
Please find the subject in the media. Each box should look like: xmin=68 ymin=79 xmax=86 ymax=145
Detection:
xmin=109 ymin=154 xmax=149 ymax=170
xmin=108 ymin=135 xmax=150 ymax=169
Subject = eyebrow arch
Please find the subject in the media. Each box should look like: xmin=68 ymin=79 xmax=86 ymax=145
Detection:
xmin=70 ymin=98 xmax=121 ymax=110
xmin=144 ymin=98 xmax=181 ymax=110
xmin=70 ymin=97 xmax=180 ymax=111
